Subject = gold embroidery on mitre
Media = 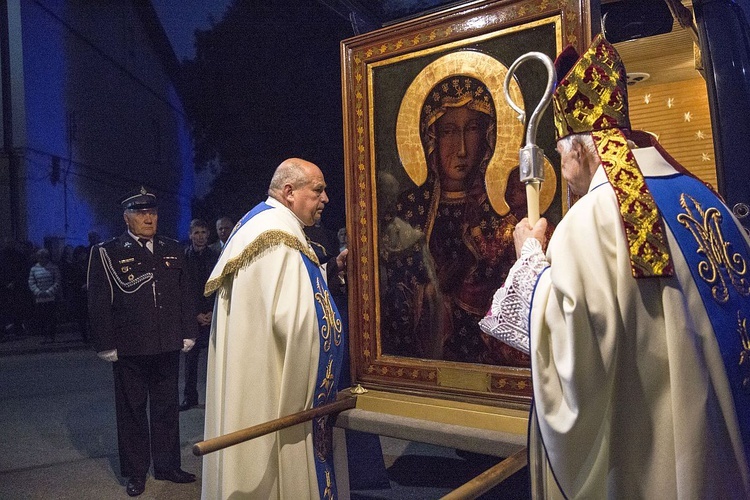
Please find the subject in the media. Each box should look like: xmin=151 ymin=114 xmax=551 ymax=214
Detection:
xmin=315 ymin=277 xmax=342 ymax=351
xmin=676 ymin=194 xmax=749 ymax=303
xmin=552 ymin=34 xmax=630 ymax=140
xmin=204 ymin=229 xmax=319 ymax=295
xmin=592 ymin=128 xmax=673 ymax=277
xmin=738 ymin=312 xmax=750 ymax=391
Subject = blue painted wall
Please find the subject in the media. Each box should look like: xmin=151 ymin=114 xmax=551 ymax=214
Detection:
xmin=17 ymin=0 xmax=193 ymax=247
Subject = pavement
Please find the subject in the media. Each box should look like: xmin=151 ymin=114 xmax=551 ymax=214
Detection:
xmin=0 ymin=323 xmax=91 ymax=357
xmin=0 ymin=324 xmax=205 ymax=500
xmin=0 ymin=324 xmax=529 ymax=499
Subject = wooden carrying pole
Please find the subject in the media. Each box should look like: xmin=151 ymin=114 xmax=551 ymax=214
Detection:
xmin=440 ymin=447 xmax=528 ymax=500
xmin=193 ymin=395 xmax=357 ymax=456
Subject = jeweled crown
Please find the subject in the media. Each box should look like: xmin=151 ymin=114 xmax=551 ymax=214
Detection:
xmin=422 ymin=76 xmax=494 ymax=129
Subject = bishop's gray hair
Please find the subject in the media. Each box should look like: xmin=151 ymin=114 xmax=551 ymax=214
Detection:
xmin=558 ymin=133 xmax=597 ymax=156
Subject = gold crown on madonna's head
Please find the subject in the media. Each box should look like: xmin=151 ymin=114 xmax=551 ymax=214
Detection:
xmin=552 ymin=34 xmax=630 ymax=140
xmin=422 ymin=75 xmax=495 ymax=130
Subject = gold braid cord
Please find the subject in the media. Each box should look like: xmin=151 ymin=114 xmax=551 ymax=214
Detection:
xmin=593 ymin=128 xmax=674 ymax=278
xmin=204 ymin=229 xmax=320 ymax=296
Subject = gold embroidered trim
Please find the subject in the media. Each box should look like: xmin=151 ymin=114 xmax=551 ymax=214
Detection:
xmin=677 ymin=194 xmax=749 ymax=303
xmin=314 ymin=277 xmax=343 ymax=352
xmin=441 ymin=190 xmax=467 ymax=200
xmin=204 ymin=229 xmax=319 ymax=295
xmin=316 ymin=356 xmax=336 ymax=407
xmin=593 ymin=128 xmax=673 ymax=278
xmin=322 ymin=469 xmax=334 ymax=499
xmin=738 ymin=311 xmax=750 ymax=391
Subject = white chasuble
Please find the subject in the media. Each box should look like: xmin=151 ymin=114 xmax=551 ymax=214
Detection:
xmin=484 ymin=148 xmax=750 ymax=498
xmin=202 ymin=197 xmax=343 ymax=500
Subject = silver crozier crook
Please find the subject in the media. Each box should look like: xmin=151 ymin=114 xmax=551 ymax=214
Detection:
xmin=503 ymin=52 xmax=556 ymax=224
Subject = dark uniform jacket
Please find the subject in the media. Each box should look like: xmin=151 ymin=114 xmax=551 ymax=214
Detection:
xmin=87 ymin=233 xmax=197 ymax=355
xmin=184 ymin=245 xmax=218 ymax=341
xmin=184 ymin=245 xmax=218 ymax=315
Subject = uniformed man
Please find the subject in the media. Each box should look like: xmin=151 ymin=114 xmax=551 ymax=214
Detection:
xmin=87 ymin=186 xmax=198 ymax=497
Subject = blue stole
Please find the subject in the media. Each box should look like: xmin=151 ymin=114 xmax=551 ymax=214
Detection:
xmin=646 ymin=173 xmax=750 ymax=461
xmin=301 ymin=255 xmax=344 ymax=499
xmin=222 ymin=201 xmax=274 ymax=250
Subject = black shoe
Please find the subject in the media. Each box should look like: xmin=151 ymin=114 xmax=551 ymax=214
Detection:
xmin=126 ymin=476 xmax=146 ymax=496
xmin=154 ymin=468 xmax=196 ymax=483
xmin=179 ymin=401 xmax=197 ymax=411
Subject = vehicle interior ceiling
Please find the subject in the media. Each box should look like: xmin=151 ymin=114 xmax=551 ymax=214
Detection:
xmin=604 ymin=0 xmax=716 ymax=185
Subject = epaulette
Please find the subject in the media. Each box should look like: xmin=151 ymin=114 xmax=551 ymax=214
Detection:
xmin=98 ymin=237 xmax=118 ymax=248
xmin=157 ymin=235 xmax=180 ymax=244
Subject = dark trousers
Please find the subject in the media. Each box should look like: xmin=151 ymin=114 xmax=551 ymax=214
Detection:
xmin=182 ymin=335 xmax=207 ymax=405
xmin=34 ymin=301 xmax=57 ymax=340
xmin=113 ymin=350 xmax=181 ymax=478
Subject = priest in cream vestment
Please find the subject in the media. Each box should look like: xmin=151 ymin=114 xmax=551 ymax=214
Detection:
xmin=202 ymin=158 xmax=346 ymax=499
xmin=480 ymin=35 xmax=750 ymax=498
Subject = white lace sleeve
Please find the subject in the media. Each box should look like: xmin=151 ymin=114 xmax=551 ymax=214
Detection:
xmin=478 ymin=238 xmax=549 ymax=355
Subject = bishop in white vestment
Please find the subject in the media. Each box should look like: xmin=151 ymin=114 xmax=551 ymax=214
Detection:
xmin=481 ymin=35 xmax=750 ymax=498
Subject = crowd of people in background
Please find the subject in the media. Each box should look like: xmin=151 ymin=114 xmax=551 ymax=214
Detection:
xmin=0 ymin=216 xmax=242 ymax=347
xmin=0 ymin=233 xmax=98 ymax=344
xmin=0 ymin=220 xmax=347 ymax=349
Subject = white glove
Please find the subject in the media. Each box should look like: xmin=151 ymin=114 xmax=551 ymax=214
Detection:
xmin=182 ymin=338 xmax=196 ymax=352
xmin=97 ymin=349 xmax=118 ymax=362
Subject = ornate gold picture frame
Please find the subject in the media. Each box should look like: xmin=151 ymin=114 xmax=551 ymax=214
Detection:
xmin=341 ymin=0 xmax=588 ymax=407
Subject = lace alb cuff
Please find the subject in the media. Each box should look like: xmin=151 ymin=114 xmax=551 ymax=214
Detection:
xmin=478 ymin=238 xmax=548 ymax=355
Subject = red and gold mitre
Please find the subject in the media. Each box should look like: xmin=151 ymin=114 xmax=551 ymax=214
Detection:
xmin=552 ymin=33 xmax=630 ymax=140
xmin=552 ymin=34 xmax=673 ymax=279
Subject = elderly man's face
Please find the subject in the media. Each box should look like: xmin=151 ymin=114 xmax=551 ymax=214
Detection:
xmin=124 ymin=208 xmax=158 ymax=238
xmin=289 ymin=164 xmax=329 ymax=226
xmin=556 ymin=139 xmax=592 ymax=197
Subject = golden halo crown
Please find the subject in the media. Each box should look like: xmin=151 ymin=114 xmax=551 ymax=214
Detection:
xmin=551 ymin=34 xmax=630 ymax=140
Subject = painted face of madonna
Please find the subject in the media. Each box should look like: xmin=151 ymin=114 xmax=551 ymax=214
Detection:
xmin=436 ymin=106 xmax=489 ymax=192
